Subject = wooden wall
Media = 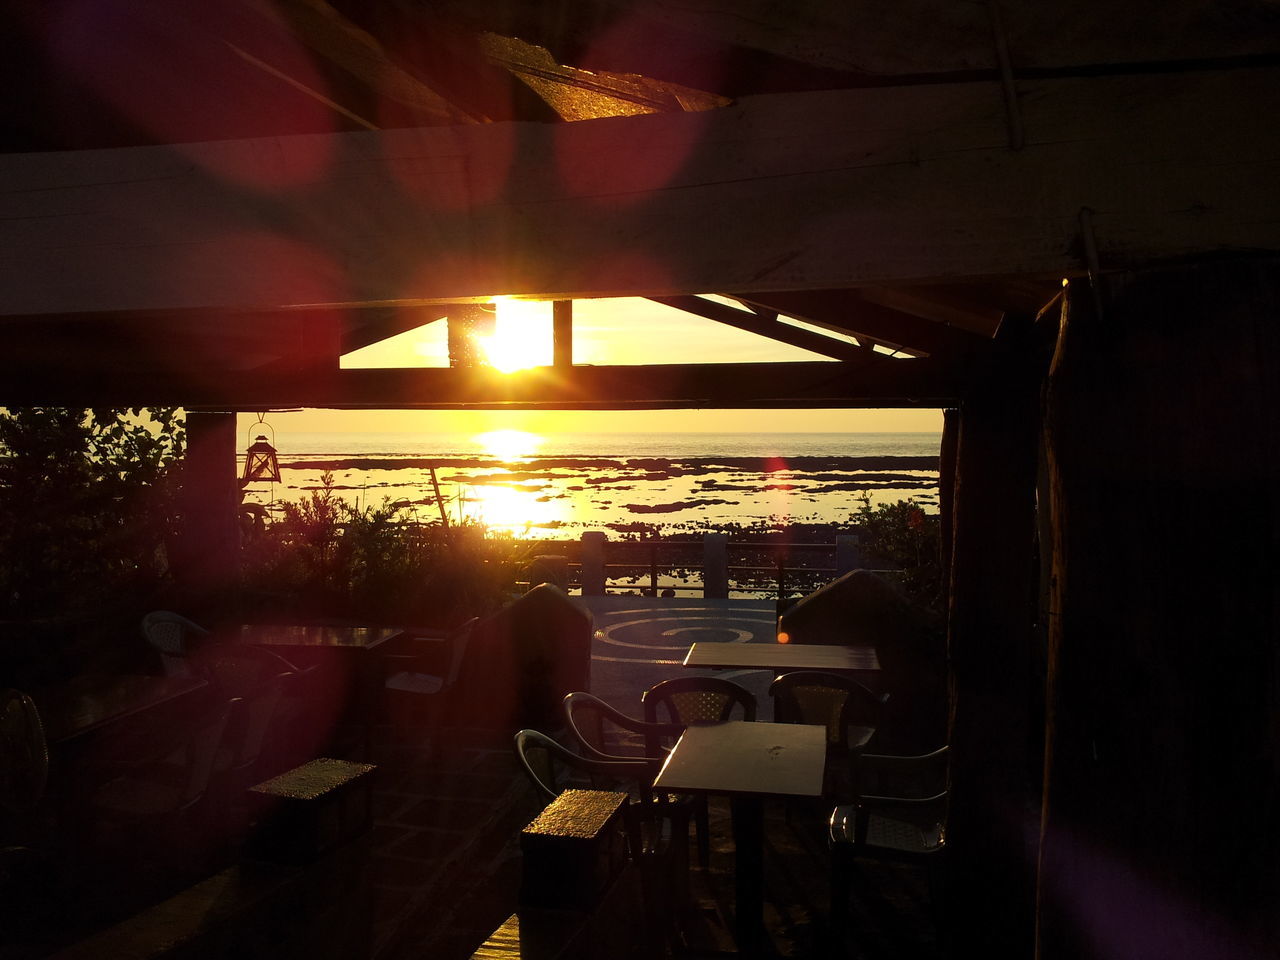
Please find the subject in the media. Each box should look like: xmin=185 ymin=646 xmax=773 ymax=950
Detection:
xmin=1037 ymin=259 xmax=1280 ymax=958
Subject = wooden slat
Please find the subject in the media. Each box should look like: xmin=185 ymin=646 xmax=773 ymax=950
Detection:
xmin=2 ymin=68 xmax=1278 ymax=315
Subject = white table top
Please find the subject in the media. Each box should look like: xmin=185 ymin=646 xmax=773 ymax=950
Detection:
xmin=683 ymin=641 xmax=880 ymax=672
xmin=653 ymin=721 xmax=827 ymax=799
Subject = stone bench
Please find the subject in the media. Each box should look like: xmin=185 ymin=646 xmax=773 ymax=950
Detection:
xmin=248 ymin=756 xmax=375 ymax=864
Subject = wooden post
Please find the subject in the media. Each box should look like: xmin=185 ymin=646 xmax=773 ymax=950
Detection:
xmin=553 ymin=300 xmax=573 ymax=369
xmin=703 ymin=533 xmax=729 ymax=599
xmin=835 ymin=534 xmax=861 ymax=575
xmin=176 ymin=410 xmax=239 ymax=600
xmin=945 ymin=317 xmax=1047 ymax=958
xmin=939 ymin=407 xmax=959 ymax=585
xmin=580 ymin=531 xmax=607 ymax=596
xmin=1037 ymin=260 xmax=1280 ymax=958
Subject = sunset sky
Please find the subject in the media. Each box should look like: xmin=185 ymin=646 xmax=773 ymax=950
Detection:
xmin=269 ymin=296 xmax=945 ymax=435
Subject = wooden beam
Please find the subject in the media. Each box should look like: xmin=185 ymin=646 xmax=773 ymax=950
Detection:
xmin=341 ymin=306 xmax=446 ymax=354
xmin=734 ymin=289 xmax=988 ymax=358
xmin=945 ymin=318 xmax=1044 ymax=958
xmin=552 ymin=299 xmax=573 ymax=367
xmin=3 ymin=68 xmax=1278 ymax=316
xmin=0 ymin=359 xmax=961 ymax=408
xmin=426 ymin=0 xmax=1280 ymax=92
xmin=648 ymin=295 xmax=877 ymax=362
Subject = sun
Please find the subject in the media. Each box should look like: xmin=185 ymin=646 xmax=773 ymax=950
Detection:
xmin=478 ymin=298 xmax=552 ymax=372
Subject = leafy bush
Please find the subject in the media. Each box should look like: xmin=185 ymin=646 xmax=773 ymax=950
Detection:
xmin=0 ymin=407 xmax=185 ymax=617
xmin=851 ymin=493 xmax=944 ymax=614
xmin=240 ymin=472 xmax=531 ymax=626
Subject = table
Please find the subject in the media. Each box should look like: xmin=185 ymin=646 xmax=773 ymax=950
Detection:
xmin=653 ymin=721 xmax=827 ymax=953
xmin=235 ymin=623 xmax=406 ymax=651
xmin=34 ymin=673 xmax=208 ymax=745
xmin=236 ymin=623 xmax=408 ymax=757
xmin=683 ymin=640 xmax=880 ymax=674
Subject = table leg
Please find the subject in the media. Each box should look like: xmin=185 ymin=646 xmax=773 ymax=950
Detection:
xmin=730 ymin=795 xmax=767 ymax=955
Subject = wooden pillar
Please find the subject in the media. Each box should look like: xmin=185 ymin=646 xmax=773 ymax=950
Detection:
xmin=945 ymin=319 xmax=1046 ymax=958
xmin=553 ymin=300 xmax=573 ymax=368
xmin=580 ymin=531 xmax=607 ymax=596
xmin=175 ymin=410 xmax=240 ymax=599
xmin=1037 ymin=260 xmax=1280 ymax=958
xmin=939 ymin=407 xmax=960 ymax=583
xmin=835 ymin=534 xmax=861 ymax=575
xmin=703 ymin=533 xmax=729 ymax=599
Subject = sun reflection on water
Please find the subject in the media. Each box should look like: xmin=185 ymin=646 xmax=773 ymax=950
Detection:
xmin=475 ymin=429 xmax=542 ymax=460
xmin=461 ymin=483 xmax=571 ymax=536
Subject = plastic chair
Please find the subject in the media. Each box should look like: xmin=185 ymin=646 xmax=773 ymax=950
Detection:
xmin=383 ymin=618 xmax=478 ymax=749
xmin=642 ymin=676 xmax=756 ymax=867
xmin=827 ymin=746 xmax=950 ymax=922
xmin=87 ymin=698 xmax=237 ymax=873
xmin=140 ymin=610 xmax=210 ymax=677
xmin=770 ymin=671 xmax=888 ymax=798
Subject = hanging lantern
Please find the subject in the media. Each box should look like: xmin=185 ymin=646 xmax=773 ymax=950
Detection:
xmin=241 ymin=414 xmax=281 ymax=484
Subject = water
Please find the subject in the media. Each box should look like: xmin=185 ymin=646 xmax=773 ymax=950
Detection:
xmin=242 ymin=431 xmax=942 ymax=536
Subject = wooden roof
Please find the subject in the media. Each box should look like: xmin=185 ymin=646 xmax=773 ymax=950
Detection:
xmin=2 ymin=0 xmax=1277 ymax=408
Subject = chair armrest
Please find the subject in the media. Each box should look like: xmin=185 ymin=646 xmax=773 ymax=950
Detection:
xmin=561 ymin=691 xmax=683 ymax=762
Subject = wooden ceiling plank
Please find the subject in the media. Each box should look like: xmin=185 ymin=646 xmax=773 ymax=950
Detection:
xmin=2 ymin=68 xmax=1278 ymax=315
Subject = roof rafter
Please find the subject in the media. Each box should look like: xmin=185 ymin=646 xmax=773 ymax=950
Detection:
xmin=733 ymin=289 xmax=989 ymax=359
xmin=647 ymin=295 xmax=880 ymax=363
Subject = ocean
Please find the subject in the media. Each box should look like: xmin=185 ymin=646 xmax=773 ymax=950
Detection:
xmin=240 ymin=431 xmax=942 ymax=536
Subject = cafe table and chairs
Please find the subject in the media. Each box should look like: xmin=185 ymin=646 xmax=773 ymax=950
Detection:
xmin=652 ymin=719 xmax=827 ymax=955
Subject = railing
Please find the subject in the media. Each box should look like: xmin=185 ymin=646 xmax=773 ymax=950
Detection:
xmin=515 ymin=533 xmax=867 ymax=599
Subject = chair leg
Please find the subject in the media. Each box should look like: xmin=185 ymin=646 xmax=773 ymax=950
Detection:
xmin=695 ymin=795 xmax=711 ymax=868
xmin=829 ymin=850 xmax=851 ymax=924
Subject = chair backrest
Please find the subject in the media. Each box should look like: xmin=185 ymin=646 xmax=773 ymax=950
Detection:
xmin=442 ymin=617 xmax=479 ymax=688
xmin=513 ymin=728 xmax=653 ymax=804
xmin=856 ymin=745 xmax=950 ymax=800
xmin=141 ymin=611 xmax=210 ymax=675
xmin=514 ymin=729 xmax=565 ymax=801
xmin=769 ymin=671 xmax=887 ymax=749
xmin=642 ymin=676 xmax=756 ymax=727
xmin=0 ymin=690 xmax=48 ymax=817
